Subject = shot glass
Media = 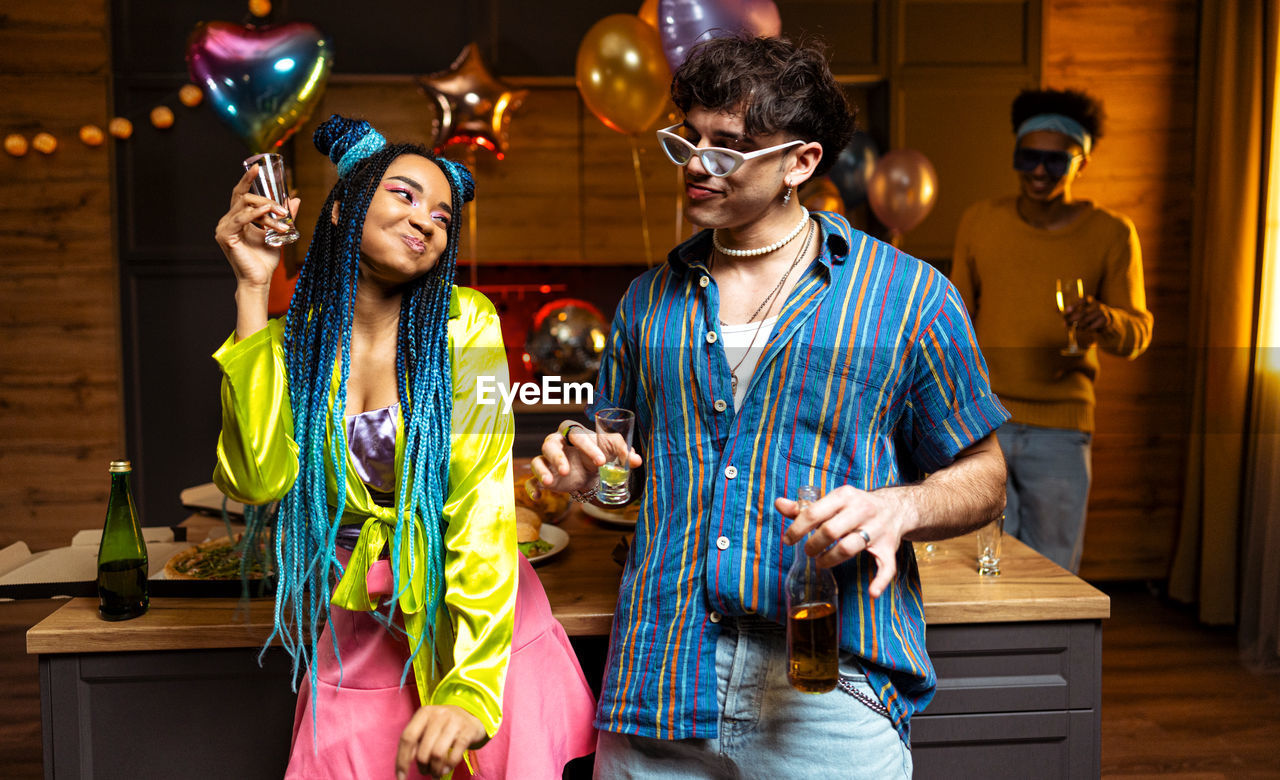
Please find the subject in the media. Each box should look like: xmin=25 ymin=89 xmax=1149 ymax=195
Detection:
xmin=594 ymin=408 xmax=635 ymax=505
xmin=242 ymin=152 xmax=299 ymax=247
xmin=976 ymin=513 xmax=1004 ymax=576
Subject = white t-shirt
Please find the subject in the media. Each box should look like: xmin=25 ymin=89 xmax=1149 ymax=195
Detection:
xmin=719 ymin=314 xmax=780 ymax=411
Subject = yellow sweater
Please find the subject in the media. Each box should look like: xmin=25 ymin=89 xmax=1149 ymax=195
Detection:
xmin=950 ymin=197 xmax=1153 ymax=432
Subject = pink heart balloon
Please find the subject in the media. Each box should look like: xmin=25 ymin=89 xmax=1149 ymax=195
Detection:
xmin=186 ymin=21 xmax=334 ymax=153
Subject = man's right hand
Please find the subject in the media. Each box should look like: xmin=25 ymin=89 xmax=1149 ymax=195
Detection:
xmin=529 ymin=420 xmax=643 ymax=497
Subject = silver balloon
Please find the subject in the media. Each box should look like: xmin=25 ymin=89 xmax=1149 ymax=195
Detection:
xmin=523 ymin=300 xmax=609 ymax=384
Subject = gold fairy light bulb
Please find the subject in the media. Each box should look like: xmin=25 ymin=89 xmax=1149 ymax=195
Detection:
xmin=32 ymin=132 xmax=58 ymax=154
xmin=108 ymin=117 xmax=133 ymax=139
xmin=178 ymin=84 xmax=203 ymax=107
xmin=79 ymin=125 xmax=105 ymax=147
xmin=4 ymin=134 xmax=28 ymax=157
xmin=150 ymin=106 xmax=175 ymax=129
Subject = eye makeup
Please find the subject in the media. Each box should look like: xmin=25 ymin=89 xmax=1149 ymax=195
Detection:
xmin=383 ymin=183 xmax=419 ymax=207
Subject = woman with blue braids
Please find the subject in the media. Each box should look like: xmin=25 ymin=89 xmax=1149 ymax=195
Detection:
xmin=211 ymin=115 xmax=597 ymax=779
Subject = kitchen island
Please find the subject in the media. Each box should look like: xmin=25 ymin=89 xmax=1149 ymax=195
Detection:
xmin=28 ymin=506 xmax=1107 ymax=779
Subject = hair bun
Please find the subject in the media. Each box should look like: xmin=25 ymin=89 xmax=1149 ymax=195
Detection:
xmin=438 ymin=158 xmax=476 ymax=204
xmin=313 ymin=114 xmax=387 ymax=178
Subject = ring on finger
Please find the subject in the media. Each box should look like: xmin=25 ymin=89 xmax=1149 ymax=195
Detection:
xmin=857 ymin=529 xmax=871 ymax=545
xmin=558 ymin=422 xmax=584 ymax=443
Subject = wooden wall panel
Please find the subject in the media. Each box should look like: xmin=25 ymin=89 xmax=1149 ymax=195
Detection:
xmin=1044 ymin=0 xmax=1198 ymax=580
xmin=0 ymin=0 xmax=108 ymax=75
xmin=0 ymin=0 xmax=118 ymax=554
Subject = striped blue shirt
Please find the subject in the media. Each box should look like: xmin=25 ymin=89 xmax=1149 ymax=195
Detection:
xmin=588 ymin=212 xmax=1009 ymax=742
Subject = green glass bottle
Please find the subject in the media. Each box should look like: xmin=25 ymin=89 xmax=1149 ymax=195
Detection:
xmin=96 ymin=460 xmax=149 ymax=620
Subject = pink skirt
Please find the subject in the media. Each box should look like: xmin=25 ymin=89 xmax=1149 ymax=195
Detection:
xmin=285 ymin=553 xmax=598 ymax=779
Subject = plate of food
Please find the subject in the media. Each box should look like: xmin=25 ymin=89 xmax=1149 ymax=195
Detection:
xmin=514 ymin=475 xmax=570 ymax=524
xmin=516 ymin=506 xmax=569 ymax=564
xmin=581 ymin=501 xmax=640 ymax=528
xmin=162 ymin=535 xmax=272 ymax=580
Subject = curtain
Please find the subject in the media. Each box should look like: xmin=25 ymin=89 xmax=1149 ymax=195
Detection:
xmin=1239 ymin=1 xmax=1280 ymax=673
xmin=1169 ymin=0 xmax=1267 ymax=625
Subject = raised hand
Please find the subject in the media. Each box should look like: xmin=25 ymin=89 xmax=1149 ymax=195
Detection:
xmin=215 ymin=163 xmax=301 ymax=339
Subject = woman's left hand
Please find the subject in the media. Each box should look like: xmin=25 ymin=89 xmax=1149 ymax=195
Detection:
xmin=396 ymin=704 xmax=486 ymax=779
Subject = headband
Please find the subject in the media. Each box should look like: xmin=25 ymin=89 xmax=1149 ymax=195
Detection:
xmin=1015 ymin=113 xmax=1092 ymax=155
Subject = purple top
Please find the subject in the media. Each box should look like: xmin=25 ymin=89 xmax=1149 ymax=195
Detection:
xmin=336 ymin=402 xmax=399 ymax=551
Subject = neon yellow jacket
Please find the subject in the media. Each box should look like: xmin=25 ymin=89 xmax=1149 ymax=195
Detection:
xmin=211 ymin=286 xmax=517 ymax=738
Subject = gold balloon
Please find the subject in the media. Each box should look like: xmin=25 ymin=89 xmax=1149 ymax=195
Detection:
xmin=867 ymin=149 xmax=938 ymax=235
xmin=799 ymin=177 xmax=845 ymax=215
xmin=638 ymin=0 xmax=659 ymax=27
xmin=419 ymin=44 xmax=528 ymax=160
xmin=576 ymin=14 xmax=671 ymax=135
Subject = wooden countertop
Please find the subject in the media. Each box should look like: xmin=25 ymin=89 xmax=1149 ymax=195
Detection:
xmin=27 ymin=502 xmax=1107 ymax=655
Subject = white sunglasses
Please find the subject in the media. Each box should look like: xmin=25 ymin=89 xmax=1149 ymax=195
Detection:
xmin=656 ymin=123 xmax=806 ymax=177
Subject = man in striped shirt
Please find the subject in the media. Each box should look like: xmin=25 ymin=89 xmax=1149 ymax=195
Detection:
xmin=531 ymin=34 xmax=1008 ymax=778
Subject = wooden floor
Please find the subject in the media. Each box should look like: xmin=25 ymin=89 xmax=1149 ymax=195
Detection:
xmin=2 ymin=585 xmax=1279 ymax=778
xmin=1099 ymin=583 xmax=1280 ymax=778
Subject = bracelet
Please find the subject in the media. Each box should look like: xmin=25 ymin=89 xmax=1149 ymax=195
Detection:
xmin=569 ymin=478 xmax=600 ymax=504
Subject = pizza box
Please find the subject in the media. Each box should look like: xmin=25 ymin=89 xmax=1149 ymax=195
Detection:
xmin=0 ymin=530 xmax=192 ymax=600
xmin=180 ymin=482 xmax=245 ymax=518
xmin=0 ymin=522 xmax=271 ymax=600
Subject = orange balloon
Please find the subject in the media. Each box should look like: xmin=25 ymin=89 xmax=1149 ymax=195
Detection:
xmin=800 ymin=177 xmax=845 ymax=215
xmin=638 ymin=0 xmax=659 ymax=27
xmin=866 ymin=149 xmax=938 ymax=234
xmin=576 ymin=14 xmax=672 ymax=135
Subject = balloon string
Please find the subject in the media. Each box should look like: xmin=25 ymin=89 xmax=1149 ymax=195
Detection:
xmin=629 ymin=134 xmax=654 ymax=268
xmin=674 ymin=164 xmax=684 ymax=245
xmin=466 ymin=145 xmax=478 ymax=287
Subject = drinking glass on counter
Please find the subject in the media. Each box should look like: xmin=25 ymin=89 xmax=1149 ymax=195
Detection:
xmin=594 ymin=408 xmax=635 ymax=505
xmin=976 ymin=513 xmax=1004 ymax=577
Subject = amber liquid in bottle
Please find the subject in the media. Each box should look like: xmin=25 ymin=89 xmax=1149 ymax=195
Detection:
xmin=785 ymin=485 xmax=840 ymax=693
xmin=787 ymin=601 xmax=839 ymax=692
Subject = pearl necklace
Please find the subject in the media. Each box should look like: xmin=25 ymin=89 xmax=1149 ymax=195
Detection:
xmin=713 ymin=207 xmax=810 ymax=257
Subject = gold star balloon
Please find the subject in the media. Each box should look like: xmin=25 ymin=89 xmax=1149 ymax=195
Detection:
xmin=418 ymin=44 xmax=527 ymax=160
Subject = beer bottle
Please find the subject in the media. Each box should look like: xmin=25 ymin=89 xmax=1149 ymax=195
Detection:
xmin=785 ymin=485 xmax=839 ymax=693
xmin=96 ymin=460 xmax=149 ymax=620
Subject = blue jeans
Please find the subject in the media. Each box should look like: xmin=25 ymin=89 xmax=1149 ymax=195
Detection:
xmin=997 ymin=421 xmax=1092 ymax=573
xmin=593 ymin=616 xmax=912 ymax=779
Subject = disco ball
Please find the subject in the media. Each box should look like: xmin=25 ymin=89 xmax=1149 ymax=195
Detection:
xmin=523 ymin=298 xmax=608 ymax=384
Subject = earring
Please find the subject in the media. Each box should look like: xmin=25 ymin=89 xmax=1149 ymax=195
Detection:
xmin=782 ymin=185 xmax=793 ymax=204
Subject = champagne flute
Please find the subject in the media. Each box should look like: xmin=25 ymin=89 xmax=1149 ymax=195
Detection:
xmin=1055 ymin=277 xmax=1085 ymax=356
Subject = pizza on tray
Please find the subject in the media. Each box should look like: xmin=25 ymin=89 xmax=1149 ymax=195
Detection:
xmin=164 ymin=535 xmax=272 ymax=580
